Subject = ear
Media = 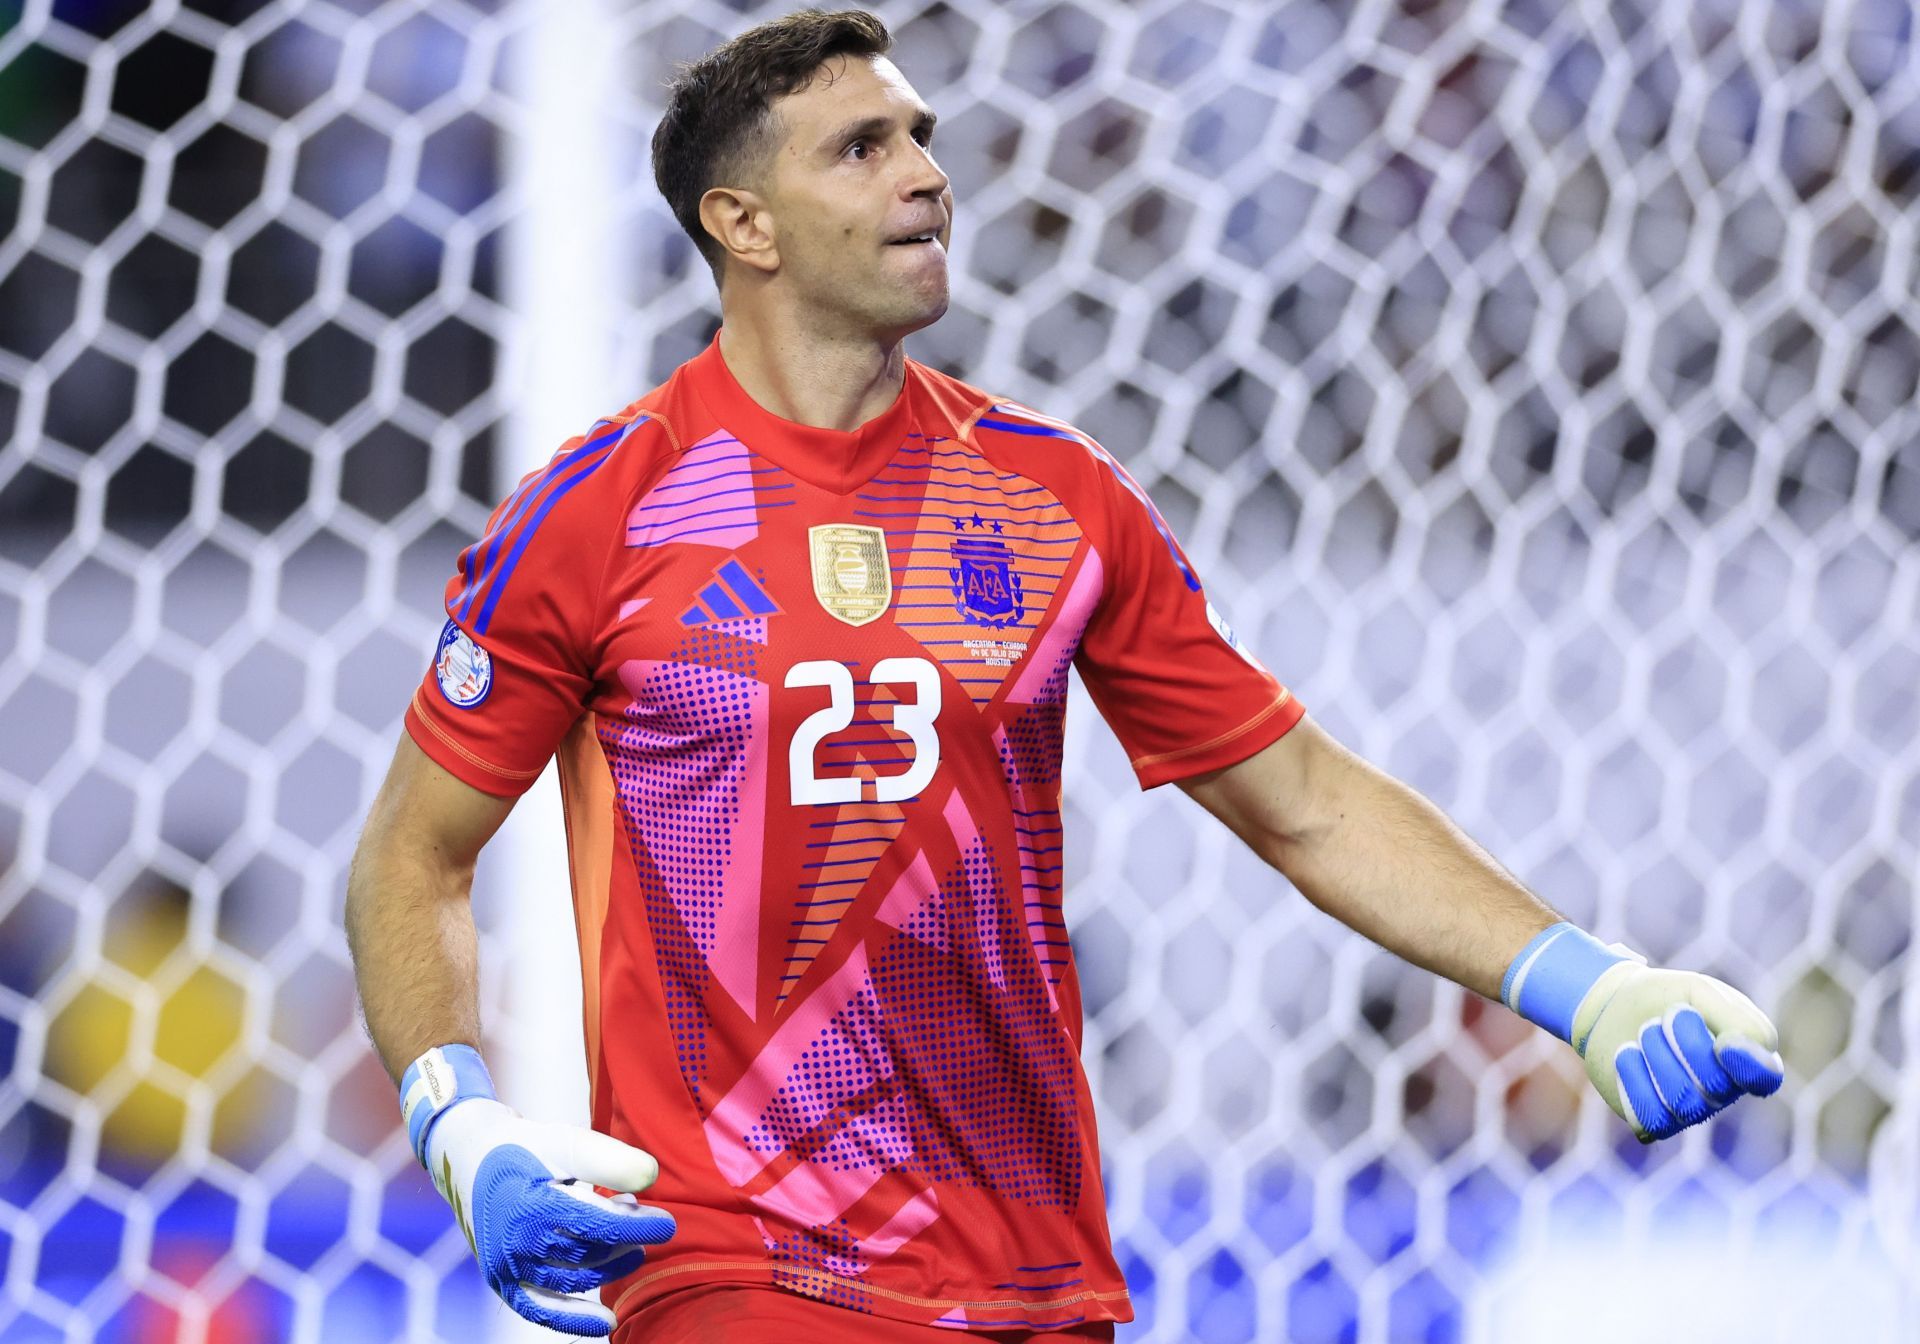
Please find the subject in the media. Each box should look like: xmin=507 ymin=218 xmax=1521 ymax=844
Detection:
xmin=698 ymin=186 xmax=779 ymax=277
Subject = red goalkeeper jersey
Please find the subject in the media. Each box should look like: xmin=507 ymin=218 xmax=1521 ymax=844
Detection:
xmin=405 ymin=337 xmax=1304 ymax=1334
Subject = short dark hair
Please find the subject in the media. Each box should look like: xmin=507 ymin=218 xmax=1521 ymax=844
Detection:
xmin=652 ymin=9 xmax=893 ymax=277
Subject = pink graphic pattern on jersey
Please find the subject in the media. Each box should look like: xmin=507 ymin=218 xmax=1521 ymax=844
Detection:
xmin=1008 ymin=550 xmax=1101 ymax=706
xmin=626 ymin=430 xmax=792 ymax=550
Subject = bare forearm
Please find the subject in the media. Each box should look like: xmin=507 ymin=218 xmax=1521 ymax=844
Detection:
xmin=1263 ymin=747 xmax=1559 ymax=1001
xmin=345 ymin=838 xmax=483 ymax=1086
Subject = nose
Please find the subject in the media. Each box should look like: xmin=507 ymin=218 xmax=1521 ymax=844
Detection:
xmin=902 ymin=140 xmax=949 ymax=202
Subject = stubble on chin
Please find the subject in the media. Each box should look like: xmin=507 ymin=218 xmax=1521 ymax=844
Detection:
xmin=856 ymin=272 xmax=951 ymax=340
xmin=794 ymin=244 xmax=950 ymax=339
xmin=899 ymin=258 xmax=952 ymax=332
xmin=916 ymin=286 xmax=951 ymax=332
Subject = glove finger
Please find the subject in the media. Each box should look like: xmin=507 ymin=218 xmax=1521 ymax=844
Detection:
xmin=521 ymin=1250 xmax=648 ymax=1295
xmin=1613 ymin=1044 xmax=1670 ymax=1141
xmin=521 ymin=1260 xmax=610 ymax=1295
xmin=530 ymin=1183 xmax=678 ymax=1256
xmin=1677 ymin=975 xmax=1785 ymax=1096
xmin=552 ymin=1244 xmax=651 ymax=1288
xmin=1717 ymin=1033 xmax=1786 ymax=1097
xmin=526 ymin=1228 xmax=657 ymax=1277
xmin=546 ymin=1177 xmax=661 ymax=1220
xmin=501 ymin=1281 xmax=614 ymax=1337
xmin=553 ymin=1182 xmax=678 ymax=1244
xmin=1669 ymin=1008 xmax=1738 ymax=1105
xmin=548 ymin=1125 xmax=662 ymax=1194
xmin=583 ymin=1243 xmax=652 ymax=1277
xmin=1686 ymin=977 xmax=1781 ymax=1052
xmin=1641 ymin=1019 xmax=1712 ymax=1128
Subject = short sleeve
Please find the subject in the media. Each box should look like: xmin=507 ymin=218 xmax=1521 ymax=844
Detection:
xmin=1073 ymin=450 xmax=1304 ymax=789
xmin=404 ymin=434 xmax=619 ymax=797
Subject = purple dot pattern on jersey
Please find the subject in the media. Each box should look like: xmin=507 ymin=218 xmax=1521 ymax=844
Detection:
xmin=899 ymin=883 xmax=949 ymax=951
xmin=745 ymin=839 xmax=1081 ymax=1212
xmin=1000 ymin=701 xmax=1067 ymax=791
xmin=999 ymin=602 xmax=1074 ymax=792
xmin=767 ymin=1214 xmax=875 ymax=1313
xmin=599 ymin=618 xmax=766 ymax=1098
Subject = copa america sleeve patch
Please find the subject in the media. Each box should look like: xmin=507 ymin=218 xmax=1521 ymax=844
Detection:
xmin=434 ymin=619 xmax=493 ymax=708
xmin=1204 ymin=598 xmax=1268 ymax=673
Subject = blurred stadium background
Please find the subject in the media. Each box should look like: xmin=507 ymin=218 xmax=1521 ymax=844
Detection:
xmin=3 ymin=0 xmax=1918 ymax=1340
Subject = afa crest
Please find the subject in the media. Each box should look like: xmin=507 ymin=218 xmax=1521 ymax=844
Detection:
xmin=949 ymin=535 xmax=1026 ymax=628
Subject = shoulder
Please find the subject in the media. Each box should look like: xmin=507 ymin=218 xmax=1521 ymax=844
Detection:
xmin=451 ymin=365 xmax=720 ymax=636
xmin=906 ymin=360 xmax=1121 ymax=491
xmin=503 ymin=403 xmax=680 ymax=527
xmin=943 ymin=388 xmax=1194 ymax=586
xmin=943 ymin=381 xmax=1159 ymax=528
xmin=464 ymin=391 xmax=686 ymax=590
xmin=904 ymin=358 xmax=996 ymax=437
xmin=506 ymin=357 xmax=726 ymax=523
xmin=969 ymin=398 xmax=1104 ymax=458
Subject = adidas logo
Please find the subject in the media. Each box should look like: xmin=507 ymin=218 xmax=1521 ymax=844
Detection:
xmin=680 ymin=558 xmax=779 ymax=626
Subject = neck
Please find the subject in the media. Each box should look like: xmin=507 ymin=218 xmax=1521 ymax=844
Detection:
xmin=716 ymin=300 xmax=907 ymax=432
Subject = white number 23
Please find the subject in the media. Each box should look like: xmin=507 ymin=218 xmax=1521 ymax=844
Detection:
xmin=785 ymin=657 xmax=941 ymax=805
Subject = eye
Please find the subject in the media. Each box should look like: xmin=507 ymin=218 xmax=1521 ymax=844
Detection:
xmin=912 ymin=125 xmax=934 ymax=148
xmin=845 ymin=139 xmax=871 ymax=161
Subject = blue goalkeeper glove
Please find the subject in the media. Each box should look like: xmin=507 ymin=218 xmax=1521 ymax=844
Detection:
xmin=400 ymin=1045 xmax=677 ymax=1336
xmin=1502 ymin=923 xmax=1785 ymax=1142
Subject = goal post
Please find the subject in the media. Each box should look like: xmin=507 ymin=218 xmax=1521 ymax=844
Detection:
xmin=485 ymin=0 xmax=622 ymax=1337
xmin=0 ymin=1 xmax=1915 ymax=1341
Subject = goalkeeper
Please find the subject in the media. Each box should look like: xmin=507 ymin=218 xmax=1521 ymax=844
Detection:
xmin=345 ymin=7 xmax=1782 ymax=1342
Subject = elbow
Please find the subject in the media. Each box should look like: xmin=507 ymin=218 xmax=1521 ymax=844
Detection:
xmin=1258 ymin=808 xmax=1338 ymax=880
xmin=1253 ymin=730 xmax=1364 ymax=877
xmin=1186 ymin=716 xmax=1353 ymax=875
xmin=344 ymin=815 xmax=477 ymax=930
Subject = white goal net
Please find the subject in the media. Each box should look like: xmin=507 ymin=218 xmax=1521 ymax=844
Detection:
xmin=2 ymin=1 xmax=1917 ymax=1341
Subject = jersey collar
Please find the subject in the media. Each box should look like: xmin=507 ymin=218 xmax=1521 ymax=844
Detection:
xmin=685 ymin=335 xmax=917 ymax=495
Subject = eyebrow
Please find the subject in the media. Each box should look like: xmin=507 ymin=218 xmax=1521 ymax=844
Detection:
xmin=820 ymin=107 xmax=938 ymax=154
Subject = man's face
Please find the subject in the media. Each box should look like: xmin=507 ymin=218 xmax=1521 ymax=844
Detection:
xmin=757 ymin=55 xmax=953 ymax=339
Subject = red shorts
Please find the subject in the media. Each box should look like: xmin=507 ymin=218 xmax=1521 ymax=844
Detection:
xmin=612 ymin=1285 xmax=1118 ymax=1344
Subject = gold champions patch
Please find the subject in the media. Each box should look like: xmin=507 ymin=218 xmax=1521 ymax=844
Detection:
xmin=808 ymin=524 xmax=892 ymax=626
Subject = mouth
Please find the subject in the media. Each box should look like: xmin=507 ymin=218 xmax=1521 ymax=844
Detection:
xmin=886 ymin=227 xmax=945 ymax=248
